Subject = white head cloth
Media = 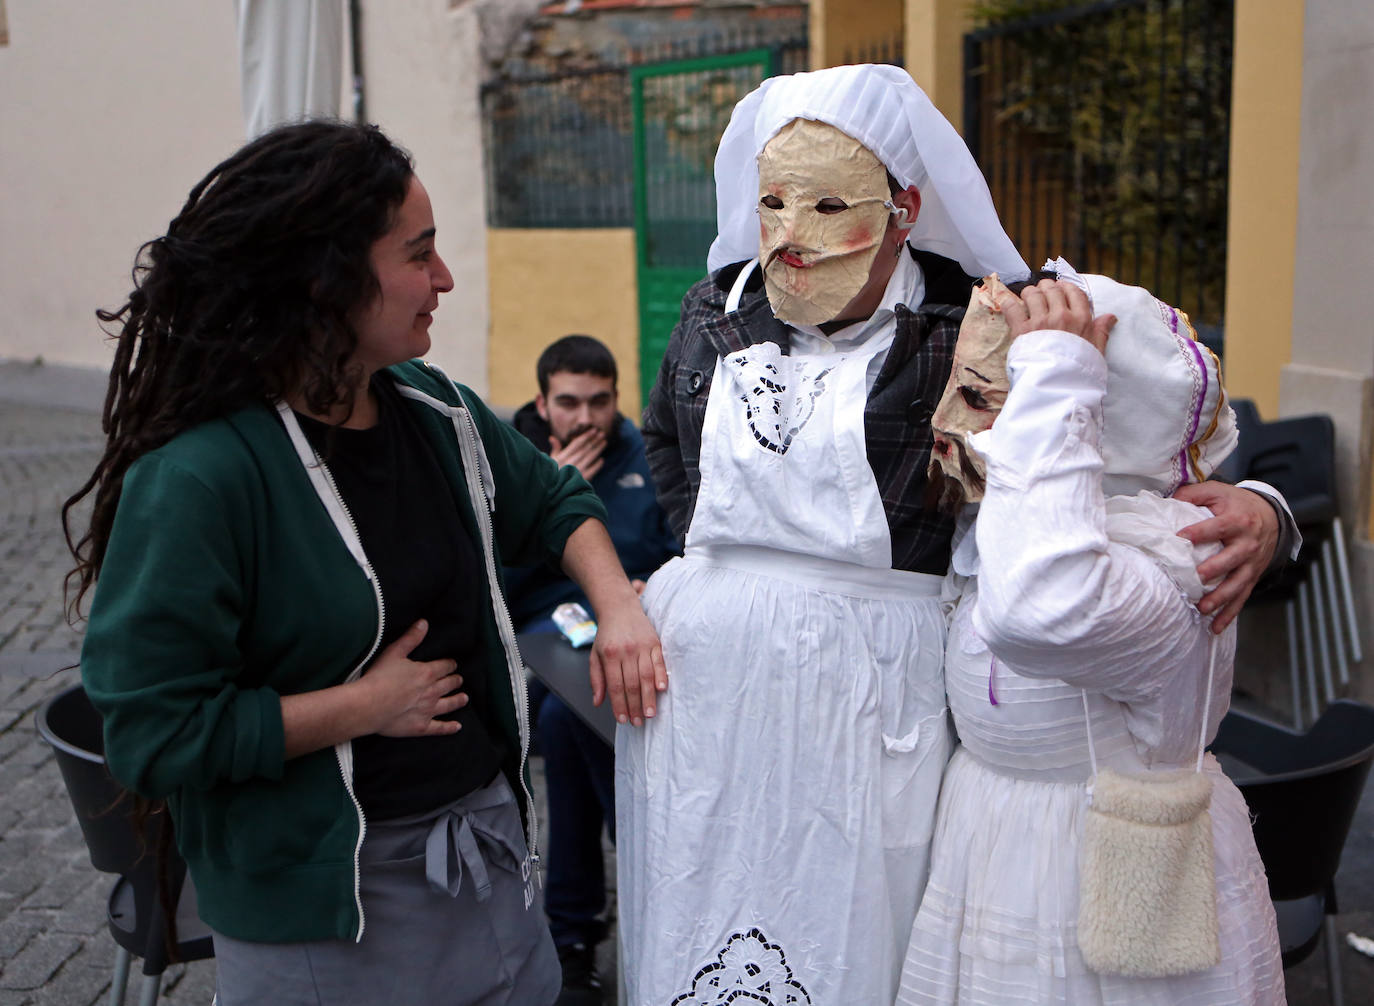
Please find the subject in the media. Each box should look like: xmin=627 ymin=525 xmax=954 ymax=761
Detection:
xmin=707 ymin=63 xmax=1030 ymax=282
xmin=1045 ymin=257 xmax=1237 ymax=497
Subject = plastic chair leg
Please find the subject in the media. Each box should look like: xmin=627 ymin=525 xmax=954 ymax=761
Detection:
xmin=1324 ymin=912 xmax=1344 ymax=1006
xmin=137 ymin=971 xmax=161 ymax=1006
xmin=1287 ymin=601 xmax=1303 ymax=729
xmin=1332 ymin=516 xmax=1363 ymax=664
xmin=1322 ymin=541 xmax=1350 ymax=687
xmin=109 ymin=944 xmax=131 ymax=1006
xmin=1280 ymin=601 xmax=1302 ymax=725
xmin=1299 ymin=581 xmax=1321 ymax=721
xmin=1312 ymin=562 xmax=1337 ymax=703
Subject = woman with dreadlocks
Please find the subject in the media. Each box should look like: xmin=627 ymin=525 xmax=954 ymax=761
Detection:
xmin=64 ymin=120 xmax=665 ymax=1006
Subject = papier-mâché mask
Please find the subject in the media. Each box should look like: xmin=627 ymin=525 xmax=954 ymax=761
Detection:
xmin=929 ymin=274 xmax=1015 ymax=510
xmin=757 ymin=118 xmax=892 ymax=325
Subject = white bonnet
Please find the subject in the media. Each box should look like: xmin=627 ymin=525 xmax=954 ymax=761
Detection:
xmin=708 ymin=63 xmax=1030 ymax=282
xmin=1046 ymin=258 xmax=1237 ymax=496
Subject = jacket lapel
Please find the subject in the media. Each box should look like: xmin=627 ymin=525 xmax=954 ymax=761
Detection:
xmin=699 ymin=292 xmax=792 ymax=357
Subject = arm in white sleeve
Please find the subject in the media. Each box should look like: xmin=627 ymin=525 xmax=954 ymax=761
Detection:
xmin=969 ymin=330 xmax=1215 ymax=704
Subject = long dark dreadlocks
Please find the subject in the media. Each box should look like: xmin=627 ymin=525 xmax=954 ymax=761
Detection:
xmin=63 ymin=121 xmax=414 ymax=617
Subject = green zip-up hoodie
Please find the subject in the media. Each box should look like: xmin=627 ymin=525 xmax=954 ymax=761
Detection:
xmin=81 ymin=360 xmax=607 ymax=943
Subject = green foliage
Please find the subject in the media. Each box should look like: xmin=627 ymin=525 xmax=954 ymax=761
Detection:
xmin=972 ymin=0 xmax=1086 ymax=21
xmin=968 ymin=0 xmax=1233 ymax=326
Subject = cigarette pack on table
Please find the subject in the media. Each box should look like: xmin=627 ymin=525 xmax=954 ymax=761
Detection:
xmin=552 ymin=602 xmax=597 ymax=648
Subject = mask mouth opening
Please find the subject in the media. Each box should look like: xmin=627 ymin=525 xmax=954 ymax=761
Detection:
xmin=767 ymin=246 xmax=812 ymax=270
xmin=926 ymin=438 xmax=986 ymax=514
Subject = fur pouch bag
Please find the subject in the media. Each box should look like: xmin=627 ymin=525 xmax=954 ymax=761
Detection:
xmin=1077 ymin=633 xmax=1221 ymax=978
xmin=1078 ymin=766 xmax=1219 ymax=976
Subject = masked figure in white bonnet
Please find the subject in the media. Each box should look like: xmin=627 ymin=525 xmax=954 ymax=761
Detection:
xmin=897 ymin=264 xmax=1284 ymax=1005
xmin=623 ymin=64 xmax=1287 ymax=1006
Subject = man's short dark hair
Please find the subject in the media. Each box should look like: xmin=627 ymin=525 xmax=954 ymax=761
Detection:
xmin=537 ymin=335 xmax=618 ymax=395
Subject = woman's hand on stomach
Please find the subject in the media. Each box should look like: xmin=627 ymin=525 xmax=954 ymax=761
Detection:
xmin=359 ymin=619 xmax=467 ymax=737
xmin=280 ymin=619 xmax=466 ymax=759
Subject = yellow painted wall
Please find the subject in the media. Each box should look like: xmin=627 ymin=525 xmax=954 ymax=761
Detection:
xmin=810 ymin=0 xmax=903 ymax=68
xmin=1221 ymin=3 xmax=1304 ymax=416
xmin=486 ymin=228 xmax=641 ymax=415
xmin=904 ymin=0 xmax=971 ymax=130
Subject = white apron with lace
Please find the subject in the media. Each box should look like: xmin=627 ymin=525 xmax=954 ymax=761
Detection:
xmin=617 ymin=330 xmax=950 ymax=1006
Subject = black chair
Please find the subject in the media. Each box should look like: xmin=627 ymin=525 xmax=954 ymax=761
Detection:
xmin=1212 ymin=700 xmax=1374 ymax=1006
xmin=1214 ymin=397 xmax=1262 ymax=485
xmin=1222 ymin=403 xmax=1361 ymax=727
xmin=1244 ymin=412 xmax=1338 ymax=537
xmin=35 ymin=684 xmax=213 ymax=1006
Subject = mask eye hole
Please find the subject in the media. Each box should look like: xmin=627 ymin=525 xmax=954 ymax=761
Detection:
xmin=760 ymin=194 xmax=784 ymax=210
xmin=815 ymin=198 xmax=849 ymax=214
xmin=959 ymin=386 xmax=990 ymax=411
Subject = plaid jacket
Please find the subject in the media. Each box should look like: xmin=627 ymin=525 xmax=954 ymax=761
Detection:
xmin=642 ymin=248 xmax=980 ymax=576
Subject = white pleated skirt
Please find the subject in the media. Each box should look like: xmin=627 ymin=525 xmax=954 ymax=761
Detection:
xmin=617 ymin=546 xmax=950 ymax=1006
xmin=897 ymin=747 xmax=1286 ymax=1005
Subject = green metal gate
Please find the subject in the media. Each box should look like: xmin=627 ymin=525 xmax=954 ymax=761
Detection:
xmin=630 ymin=50 xmax=778 ymax=404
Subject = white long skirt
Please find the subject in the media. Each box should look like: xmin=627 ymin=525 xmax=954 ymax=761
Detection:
xmin=898 ymin=748 xmax=1285 ymax=1005
xmin=616 ymin=545 xmax=949 ymax=1006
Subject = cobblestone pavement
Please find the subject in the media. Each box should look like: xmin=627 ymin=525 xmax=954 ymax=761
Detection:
xmin=0 ymin=362 xmax=1367 ymax=1005
xmin=0 ymin=394 xmax=218 ymax=1005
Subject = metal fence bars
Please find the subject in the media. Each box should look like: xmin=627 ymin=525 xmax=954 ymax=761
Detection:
xmin=964 ymin=0 xmax=1234 ymax=334
xmin=840 ymin=31 xmax=905 ymax=68
xmin=483 ymin=33 xmax=808 ymax=232
xmin=484 ymin=63 xmax=636 ymax=229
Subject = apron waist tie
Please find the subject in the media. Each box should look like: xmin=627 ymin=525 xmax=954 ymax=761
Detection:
xmin=422 ymin=782 xmax=524 ymax=901
xmin=685 ymin=544 xmax=943 ymax=599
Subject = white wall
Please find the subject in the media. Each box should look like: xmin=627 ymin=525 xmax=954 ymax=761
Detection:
xmin=358 ymin=0 xmax=490 ymax=393
xmin=1282 ymin=0 xmax=1374 ymax=689
xmin=1285 ymin=0 xmax=1374 ymax=526
xmin=0 ymin=0 xmax=493 ymax=392
xmin=0 ymin=1 xmax=243 ymax=370
xmin=1288 ymin=1 xmax=1374 ymax=380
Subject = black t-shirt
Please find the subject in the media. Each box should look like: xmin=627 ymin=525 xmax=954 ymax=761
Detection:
xmin=297 ymin=378 xmax=505 ymax=820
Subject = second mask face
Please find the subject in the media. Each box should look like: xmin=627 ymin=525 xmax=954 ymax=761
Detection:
xmin=756 ymin=119 xmax=893 ymax=326
xmin=928 ymin=274 xmax=1015 ymax=511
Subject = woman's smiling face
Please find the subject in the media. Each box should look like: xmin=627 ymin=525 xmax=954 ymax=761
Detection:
xmin=349 ymin=176 xmax=455 ymax=375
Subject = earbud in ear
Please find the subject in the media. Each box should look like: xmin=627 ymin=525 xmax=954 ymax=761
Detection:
xmin=885 ymin=200 xmax=917 ymax=231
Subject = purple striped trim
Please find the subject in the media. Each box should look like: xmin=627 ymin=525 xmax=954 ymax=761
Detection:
xmin=1180 ymin=336 xmax=1209 ymax=483
xmin=1161 ymin=302 xmax=1180 ymax=334
xmin=988 ymin=656 xmax=999 ymax=706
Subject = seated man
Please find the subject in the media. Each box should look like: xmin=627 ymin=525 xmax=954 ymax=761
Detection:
xmin=504 ymin=335 xmax=679 ymax=1005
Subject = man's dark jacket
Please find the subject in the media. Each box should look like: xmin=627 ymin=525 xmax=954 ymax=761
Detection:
xmin=642 ymin=247 xmax=979 ymax=576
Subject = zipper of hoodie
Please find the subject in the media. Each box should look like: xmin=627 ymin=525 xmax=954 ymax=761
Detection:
xmin=275 ymin=402 xmax=382 ymax=943
xmin=316 ymin=455 xmax=385 ymax=943
xmin=451 ymin=402 xmax=540 ymax=873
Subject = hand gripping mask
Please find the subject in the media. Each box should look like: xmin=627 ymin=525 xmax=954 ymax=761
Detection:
xmin=757 ymin=119 xmax=894 ymax=325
